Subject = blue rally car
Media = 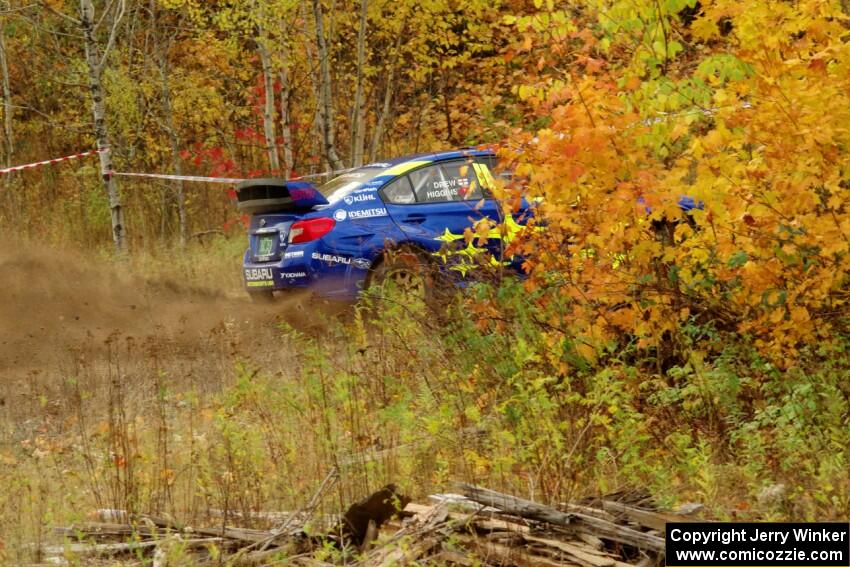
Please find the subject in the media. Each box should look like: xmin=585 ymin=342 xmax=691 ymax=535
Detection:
xmin=238 ymin=149 xmax=517 ymax=302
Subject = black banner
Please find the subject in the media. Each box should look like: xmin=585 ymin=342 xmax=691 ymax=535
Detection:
xmin=666 ymin=523 xmax=850 ymax=566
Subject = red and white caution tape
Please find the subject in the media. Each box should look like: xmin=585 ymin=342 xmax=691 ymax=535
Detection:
xmin=112 ymin=165 xmax=359 ymax=185
xmin=0 ymin=146 xmax=358 ymax=186
xmin=0 ymin=148 xmax=107 ymax=176
xmin=112 ymin=171 xmax=246 ymax=184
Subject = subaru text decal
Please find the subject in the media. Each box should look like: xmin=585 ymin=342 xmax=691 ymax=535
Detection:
xmin=245 ymin=267 xmax=274 ymax=281
xmin=312 ymin=252 xmax=351 ymax=264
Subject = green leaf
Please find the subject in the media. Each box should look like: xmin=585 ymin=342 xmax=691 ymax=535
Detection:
xmin=727 ymin=251 xmax=749 ymax=268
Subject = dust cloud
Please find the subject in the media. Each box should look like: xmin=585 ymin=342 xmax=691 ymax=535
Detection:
xmin=0 ymin=238 xmax=324 ymax=374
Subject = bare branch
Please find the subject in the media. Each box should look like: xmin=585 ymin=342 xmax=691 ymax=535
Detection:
xmin=97 ymin=0 xmax=125 ymax=70
xmin=0 ymin=3 xmax=37 ymax=15
xmin=93 ymin=0 xmax=117 ymax=32
xmin=39 ymin=0 xmax=80 ymax=25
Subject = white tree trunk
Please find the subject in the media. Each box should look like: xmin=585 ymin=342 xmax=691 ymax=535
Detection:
xmin=368 ymin=29 xmax=402 ymax=163
xmin=256 ymin=29 xmax=280 ymax=173
xmin=0 ymin=24 xmax=12 ymax=169
xmin=312 ymin=0 xmax=344 ymax=171
xmin=80 ymin=0 xmax=126 ymax=253
xmin=159 ymin=65 xmax=186 ymax=246
xmin=277 ymin=19 xmax=294 ymax=178
xmin=350 ymin=0 xmax=367 ymax=167
xmin=278 ymin=68 xmax=294 ymax=178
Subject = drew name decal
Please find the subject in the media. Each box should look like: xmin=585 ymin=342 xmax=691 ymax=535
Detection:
xmin=427 ymin=177 xmax=470 ymax=200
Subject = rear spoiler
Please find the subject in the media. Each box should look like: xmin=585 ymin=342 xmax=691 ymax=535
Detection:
xmin=235 ymin=178 xmax=329 ymax=214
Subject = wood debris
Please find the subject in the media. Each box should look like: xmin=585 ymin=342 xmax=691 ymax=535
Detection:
xmin=38 ymin=483 xmax=690 ymax=565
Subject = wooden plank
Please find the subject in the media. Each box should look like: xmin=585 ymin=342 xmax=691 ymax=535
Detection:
xmin=460 ymin=535 xmax=581 ymax=567
xmin=475 ymin=517 xmax=531 ymax=534
xmin=525 ymin=535 xmax=615 ymax=567
xmin=405 ymin=501 xmax=529 ymax=534
xmin=403 ymin=502 xmax=434 ymax=515
xmin=457 ymin=484 xmax=665 ymax=553
xmin=562 ymin=503 xmax=618 ymax=522
xmin=601 ymin=501 xmax=698 ymax=532
xmin=578 ymin=532 xmax=604 ymax=550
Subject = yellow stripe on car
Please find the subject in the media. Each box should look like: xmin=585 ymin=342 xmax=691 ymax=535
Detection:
xmin=384 ymin=160 xmax=431 ymax=176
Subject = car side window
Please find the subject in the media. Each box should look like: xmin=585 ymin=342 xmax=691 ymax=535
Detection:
xmin=440 ymin=161 xmax=483 ymax=201
xmin=408 ymin=161 xmax=484 ymax=204
xmin=380 ymin=176 xmax=415 ymax=204
xmin=408 ymin=164 xmax=445 ymax=203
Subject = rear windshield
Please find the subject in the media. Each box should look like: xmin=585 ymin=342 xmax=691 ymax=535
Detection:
xmin=318 ymin=167 xmax=389 ymax=203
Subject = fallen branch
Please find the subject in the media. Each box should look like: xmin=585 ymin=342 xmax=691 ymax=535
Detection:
xmin=457 ymin=483 xmax=665 ymax=553
xmin=37 ymin=537 xmax=223 ymax=557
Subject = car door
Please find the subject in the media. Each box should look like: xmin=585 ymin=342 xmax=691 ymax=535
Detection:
xmin=381 ymin=159 xmax=503 ymax=262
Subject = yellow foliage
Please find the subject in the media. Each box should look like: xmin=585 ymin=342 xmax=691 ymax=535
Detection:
xmin=504 ymin=0 xmax=850 ymax=363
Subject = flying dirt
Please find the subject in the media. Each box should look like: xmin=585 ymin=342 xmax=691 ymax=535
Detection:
xmin=0 ymin=237 xmax=341 ymax=437
xmin=0 ymin=240 xmax=246 ymax=372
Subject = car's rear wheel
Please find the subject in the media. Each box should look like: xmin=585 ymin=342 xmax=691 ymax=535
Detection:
xmin=367 ymin=248 xmax=433 ymax=309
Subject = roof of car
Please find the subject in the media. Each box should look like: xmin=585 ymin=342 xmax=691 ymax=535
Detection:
xmin=362 ymin=147 xmax=495 ymax=168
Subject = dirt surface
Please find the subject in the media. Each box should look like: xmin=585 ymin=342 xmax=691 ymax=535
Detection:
xmin=0 ymin=240 xmax=249 ymax=373
xmin=0 ymin=239 xmax=347 ymax=436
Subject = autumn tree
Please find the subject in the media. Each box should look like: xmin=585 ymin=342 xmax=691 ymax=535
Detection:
xmin=500 ymin=0 xmax=850 ymax=363
xmin=77 ymin=0 xmax=129 ymax=253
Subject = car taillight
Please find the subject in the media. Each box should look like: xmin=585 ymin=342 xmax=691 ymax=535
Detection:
xmin=288 ymin=218 xmax=336 ymax=244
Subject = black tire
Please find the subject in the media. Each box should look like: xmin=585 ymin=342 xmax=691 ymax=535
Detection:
xmin=366 ymin=248 xmax=436 ymax=310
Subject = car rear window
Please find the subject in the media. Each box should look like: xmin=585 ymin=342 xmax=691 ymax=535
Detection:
xmin=381 ymin=176 xmax=416 ymax=204
xmin=318 ymin=167 xmax=389 ymax=203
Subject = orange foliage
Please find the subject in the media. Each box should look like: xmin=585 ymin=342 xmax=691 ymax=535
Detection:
xmin=501 ymin=0 xmax=850 ymax=363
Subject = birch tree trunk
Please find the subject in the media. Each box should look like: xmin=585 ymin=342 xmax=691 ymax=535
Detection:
xmin=256 ymin=27 xmax=280 ymax=173
xmin=151 ymin=1 xmax=186 ymax=246
xmin=299 ymin=1 xmax=324 ymax=175
xmin=368 ymin=29 xmax=402 ymax=162
xmin=80 ymin=0 xmax=127 ymax=253
xmin=349 ymin=0 xmax=367 ymax=167
xmin=159 ymin=65 xmax=186 ymax=246
xmin=0 ymin=23 xmax=12 ymax=170
xmin=278 ymin=38 xmax=294 ymax=178
xmin=275 ymin=16 xmax=293 ymax=178
xmin=312 ymin=0 xmax=344 ymax=171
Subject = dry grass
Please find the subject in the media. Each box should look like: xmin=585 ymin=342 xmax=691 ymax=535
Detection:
xmin=2 ymin=233 xmax=849 ymax=565
xmin=0 ymin=235 xmax=324 ymax=561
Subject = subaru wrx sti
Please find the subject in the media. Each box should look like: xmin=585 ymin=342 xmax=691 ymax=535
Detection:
xmin=239 ymin=149 xmax=516 ymax=302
